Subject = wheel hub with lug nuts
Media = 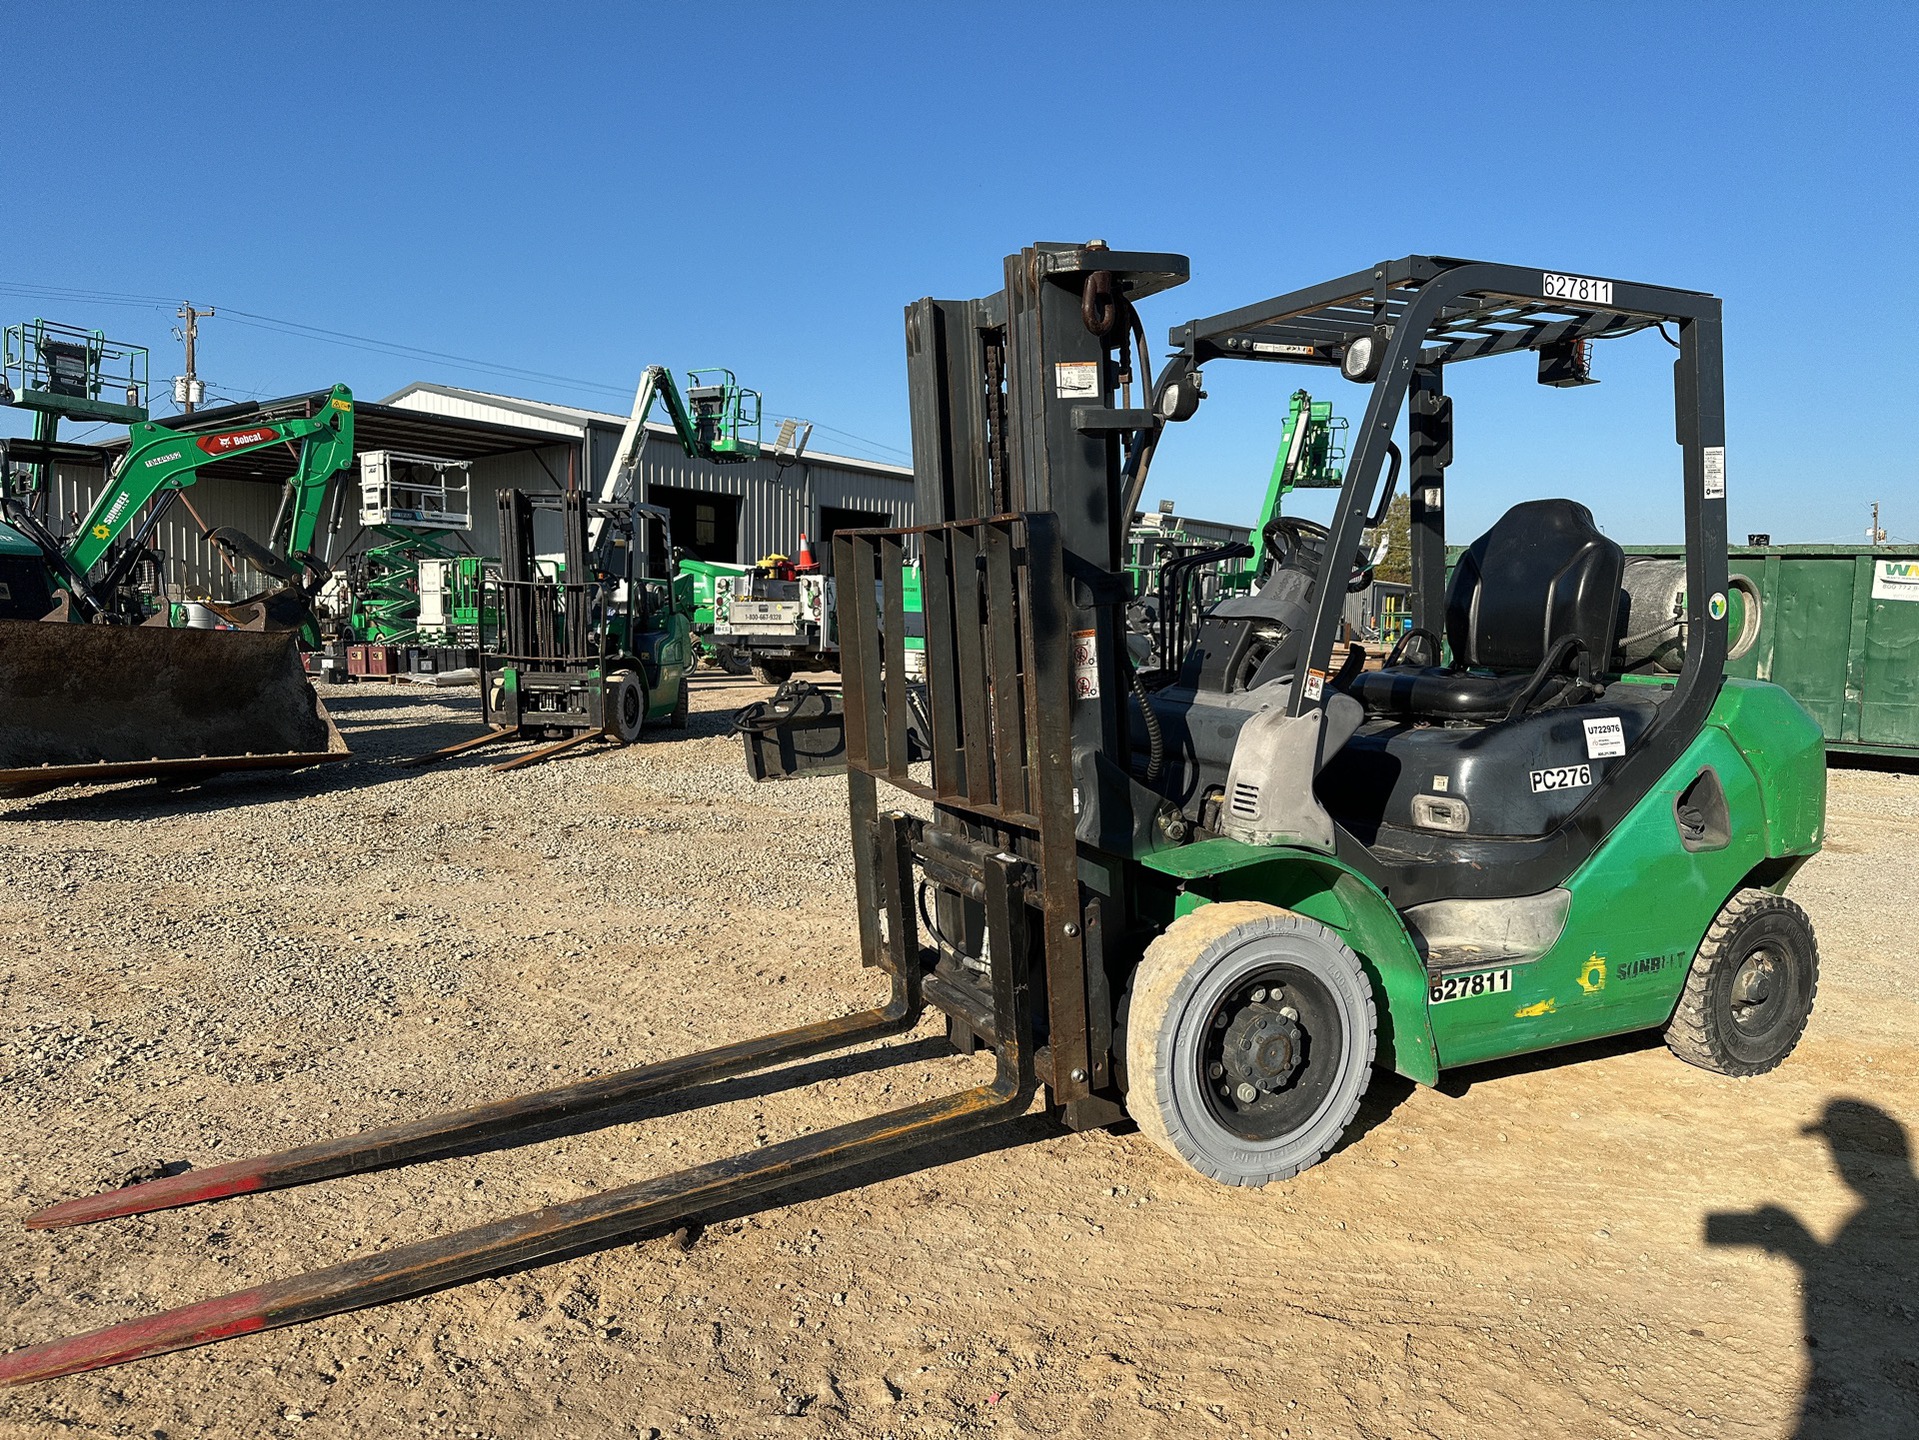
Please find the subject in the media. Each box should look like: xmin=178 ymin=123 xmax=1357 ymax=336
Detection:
xmin=1732 ymin=951 xmax=1776 ymax=1006
xmin=1220 ymin=1001 xmax=1304 ymax=1097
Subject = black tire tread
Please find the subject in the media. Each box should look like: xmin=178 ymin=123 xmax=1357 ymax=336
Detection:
xmin=603 ymin=668 xmax=645 ymax=745
xmin=1665 ymin=888 xmax=1819 ymax=1077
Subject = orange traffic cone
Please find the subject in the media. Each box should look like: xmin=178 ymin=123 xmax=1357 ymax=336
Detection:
xmin=795 ymin=532 xmax=817 ymax=571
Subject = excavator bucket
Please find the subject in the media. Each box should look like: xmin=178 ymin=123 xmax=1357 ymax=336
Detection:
xmin=0 ymin=620 xmax=345 ymax=797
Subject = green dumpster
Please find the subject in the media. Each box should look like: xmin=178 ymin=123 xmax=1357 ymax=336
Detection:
xmin=1624 ymin=544 xmax=1919 ymax=758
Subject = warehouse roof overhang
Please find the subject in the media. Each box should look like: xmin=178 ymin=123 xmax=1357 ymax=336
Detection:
xmin=96 ymin=391 xmax=573 ymax=484
xmin=384 ymin=382 xmax=917 ymax=484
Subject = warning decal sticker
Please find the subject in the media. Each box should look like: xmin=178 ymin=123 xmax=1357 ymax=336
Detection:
xmin=1054 ymin=362 xmax=1100 ymax=399
xmin=1071 ymin=629 xmax=1100 ymax=699
xmin=1703 ymin=446 xmax=1726 ymax=500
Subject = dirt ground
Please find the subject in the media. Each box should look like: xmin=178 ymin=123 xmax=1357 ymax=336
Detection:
xmin=1 ymin=676 xmax=1914 ymax=1440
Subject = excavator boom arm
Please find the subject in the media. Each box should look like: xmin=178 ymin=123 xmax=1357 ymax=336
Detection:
xmin=279 ymin=388 xmax=355 ymax=562
xmin=59 ymin=386 xmax=354 ymax=585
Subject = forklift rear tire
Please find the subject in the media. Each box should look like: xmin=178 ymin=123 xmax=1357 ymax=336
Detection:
xmin=604 ymin=669 xmax=646 ymax=745
xmin=668 ymin=674 xmax=690 ymax=728
xmin=1122 ymin=902 xmax=1376 ymax=1186
xmin=1665 ymin=889 xmax=1819 ymax=1077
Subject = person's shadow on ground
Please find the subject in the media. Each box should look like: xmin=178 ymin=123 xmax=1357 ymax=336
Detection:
xmin=1705 ymin=1098 xmax=1919 ymax=1438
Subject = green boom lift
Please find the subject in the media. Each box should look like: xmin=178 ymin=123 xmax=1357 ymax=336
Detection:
xmin=1247 ymin=387 xmax=1347 ymax=577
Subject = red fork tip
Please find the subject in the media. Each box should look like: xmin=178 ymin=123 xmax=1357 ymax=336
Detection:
xmin=25 ymin=1166 xmax=265 ymax=1230
xmin=0 ymin=1300 xmax=269 ymax=1384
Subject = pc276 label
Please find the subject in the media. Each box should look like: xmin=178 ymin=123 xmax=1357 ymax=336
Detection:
xmin=1530 ymin=763 xmax=1592 ymax=793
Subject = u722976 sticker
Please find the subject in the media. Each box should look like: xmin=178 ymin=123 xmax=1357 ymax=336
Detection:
xmin=1583 ymin=717 xmax=1626 ymax=759
xmin=1428 ymin=968 xmax=1514 ymax=1005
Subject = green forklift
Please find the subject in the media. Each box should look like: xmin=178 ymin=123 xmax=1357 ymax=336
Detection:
xmin=410 ymin=362 xmax=758 ymax=769
xmin=409 ymin=487 xmax=693 ymax=772
xmin=2 ymin=249 xmax=1826 ymax=1381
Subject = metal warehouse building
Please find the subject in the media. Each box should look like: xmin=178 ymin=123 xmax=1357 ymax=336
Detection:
xmin=37 ymin=382 xmax=916 ymax=602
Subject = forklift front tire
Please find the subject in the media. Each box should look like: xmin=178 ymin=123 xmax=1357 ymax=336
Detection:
xmin=1665 ymin=889 xmax=1819 ymax=1077
xmin=1122 ymin=902 xmax=1376 ymax=1187
xmin=604 ymin=669 xmax=646 ymax=745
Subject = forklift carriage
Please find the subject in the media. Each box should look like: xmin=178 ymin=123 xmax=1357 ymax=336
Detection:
xmin=0 ymin=248 xmax=1826 ymax=1382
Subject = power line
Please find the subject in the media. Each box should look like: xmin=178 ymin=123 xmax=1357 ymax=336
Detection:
xmin=216 ymin=307 xmax=638 ymax=400
xmin=1 ymin=280 xmax=917 ymax=464
xmin=0 ymin=282 xmax=182 ymax=313
xmin=800 ymin=421 xmax=912 ymax=462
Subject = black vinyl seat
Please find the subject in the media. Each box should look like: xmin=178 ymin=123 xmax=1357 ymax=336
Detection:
xmin=1351 ymin=499 xmax=1624 ymax=723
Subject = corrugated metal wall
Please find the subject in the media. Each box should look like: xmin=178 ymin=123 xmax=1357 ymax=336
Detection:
xmin=43 ymin=461 xmax=284 ymax=601
xmin=625 ymin=427 xmax=913 ymax=562
xmin=448 ymin=432 xmax=915 ymax=564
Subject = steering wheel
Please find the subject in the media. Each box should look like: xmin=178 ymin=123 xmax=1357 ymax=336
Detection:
xmin=1260 ymin=516 xmax=1374 ymax=593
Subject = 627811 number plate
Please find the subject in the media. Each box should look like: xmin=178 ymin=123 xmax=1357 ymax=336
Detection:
xmin=1543 ymin=272 xmax=1614 ymax=306
xmin=1428 ymin=968 xmax=1514 ymax=1005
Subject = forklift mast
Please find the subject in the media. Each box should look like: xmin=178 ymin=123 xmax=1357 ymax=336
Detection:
xmin=828 ymin=243 xmax=1190 ymax=1121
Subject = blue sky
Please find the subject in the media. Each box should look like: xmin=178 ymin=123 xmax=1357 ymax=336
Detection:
xmin=4 ymin=3 xmax=1912 ymax=543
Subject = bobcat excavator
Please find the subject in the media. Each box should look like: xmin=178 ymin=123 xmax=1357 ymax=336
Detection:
xmin=0 ymin=386 xmax=356 ymax=795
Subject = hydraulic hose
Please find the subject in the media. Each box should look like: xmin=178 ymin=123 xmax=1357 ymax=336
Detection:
xmin=1130 ymin=664 xmax=1165 ymax=788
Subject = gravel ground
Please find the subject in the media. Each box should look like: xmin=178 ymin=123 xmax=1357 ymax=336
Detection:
xmin=0 ymin=679 xmax=1915 ymax=1439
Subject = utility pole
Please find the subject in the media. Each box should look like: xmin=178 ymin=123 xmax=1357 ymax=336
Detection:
xmin=1869 ymin=501 xmax=1886 ymax=545
xmin=176 ymin=304 xmax=213 ymax=414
